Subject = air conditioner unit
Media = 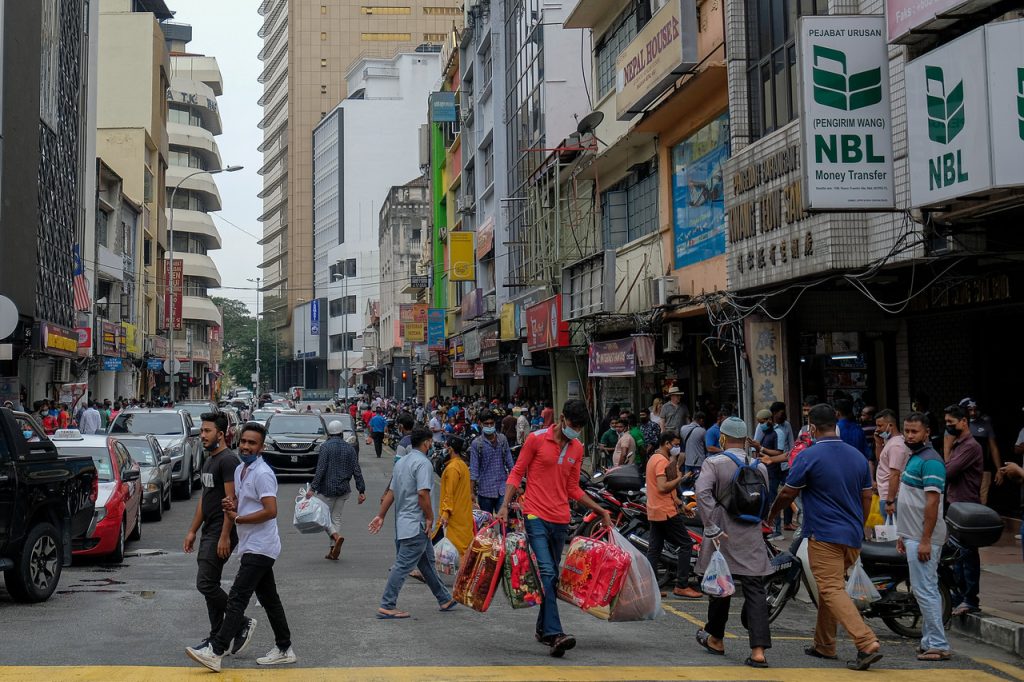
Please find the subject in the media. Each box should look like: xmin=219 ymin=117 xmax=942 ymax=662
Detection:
xmin=484 ymin=293 xmax=496 ymax=313
xmin=455 ymin=196 xmax=466 ymax=213
xmin=53 ymin=358 xmax=71 ymax=383
xmin=648 ymin=276 xmax=678 ymax=307
xmin=663 ymin=322 xmax=684 ymax=353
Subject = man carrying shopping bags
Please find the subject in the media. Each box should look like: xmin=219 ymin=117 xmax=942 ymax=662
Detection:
xmin=306 ymin=420 xmax=366 ymax=560
xmin=497 ymin=399 xmax=613 ymax=658
xmin=693 ymin=416 xmax=772 ymax=669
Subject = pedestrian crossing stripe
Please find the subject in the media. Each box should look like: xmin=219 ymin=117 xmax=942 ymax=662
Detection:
xmin=0 ymin=666 xmax=1010 ymax=681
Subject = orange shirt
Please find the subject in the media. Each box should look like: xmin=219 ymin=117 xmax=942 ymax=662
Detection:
xmin=645 ymin=452 xmax=678 ymax=521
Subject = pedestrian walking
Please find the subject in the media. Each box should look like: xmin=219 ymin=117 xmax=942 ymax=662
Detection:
xmin=497 ymin=400 xmax=613 ymax=658
xmin=694 ymin=416 xmax=771 ymax=668
xmin=768 ymin=404 xmax=881 ymax=671
xmin=469 ymin=409 xmax=514 ymax=513
xmin=369 ymin=428 xmax=457 ymax=618
xmin=679 ymin=412 xmax=708 ymax=478
xmin=393 ymin=413 xmax=415 ymax=461
xmin=941 ymin=404 xmax=983 ymax=617
xmin=369 ymin=408 xmax=387 ymax=458
xmin=183 ymin=412 xmax=254 ymax=657
xmin=186 ymin=423 xmax=297 ymax=670
xmin=646 ymin=432 xmax=700 ymax=598
xmin=897 ymin=412 xmax=953 ymax=661
xmin=434 ymin=436 xmax=474 ymax=554
xmin=307 ymin=420 xmax=365 ymax=561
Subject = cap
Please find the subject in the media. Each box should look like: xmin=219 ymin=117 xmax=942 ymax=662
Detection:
xmin=756 ymin=409 xmax=772 ymax=420
xmin=720 ymin=416 xmax=748 ymax=439
xmin=326 ymin=420 xmax=344 ymax=435
xmin=958 ymin=397 xmax=977 ymax=409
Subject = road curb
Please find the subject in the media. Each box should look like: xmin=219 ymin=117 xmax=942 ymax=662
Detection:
xmin=952 ymin=611 xmax=1024 ymax=658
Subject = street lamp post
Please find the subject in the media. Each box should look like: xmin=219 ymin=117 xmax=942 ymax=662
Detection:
xmin=331 ymin=270 xmax=349 ymax=403
xmin=297 ymin=298 xmax=307 ymax=391
xmin=247 ymin=276 xmax=261 ymax=393
xmin=166 ymin=164 xmax=242 ymax=401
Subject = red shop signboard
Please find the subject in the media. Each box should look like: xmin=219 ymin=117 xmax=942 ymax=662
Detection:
xmin=525 ymin=296 xmax=569 ymax=352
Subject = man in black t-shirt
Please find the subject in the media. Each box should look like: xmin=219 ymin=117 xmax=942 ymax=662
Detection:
xmin=183 ymin=412 xmax=254 ymax=655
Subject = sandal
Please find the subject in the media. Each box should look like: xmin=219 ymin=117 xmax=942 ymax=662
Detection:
xmin=745 ymin=657 xmax=769 ymax=668
xmin=695 ymin=629 xmax=725 ymax=656
xmin=326 ymin=536 xmax=345 ymax=560
xmin=804 ymin=646 xmax=837 ymax=660
xmin=952 ymin=603 xmax=979 ymax=617
xmin=846 ymin=647 xmax=883 ymax=671
xmin=917 ymin=649 xmax=952 ymax=662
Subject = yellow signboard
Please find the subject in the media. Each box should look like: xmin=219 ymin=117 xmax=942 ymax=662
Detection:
xmin=404 ymin=323 xmax=425 ymax=343
xmin=500 ymin=303 xmax=517 ymax=340
xmin=449 ymin=231 xmax=476 ymax=282
xmin=122 ymin=323 xmax=141 ymax=356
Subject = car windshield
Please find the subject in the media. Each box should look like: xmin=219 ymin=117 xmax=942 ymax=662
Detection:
xmin=325 ymin=415 xmax=354 ymax=431
xmin=56 ymin=446 xmax=114 ymax=482
xmin=176 ymin=404 xmax=209 ymax=419
xmin=110 ymin=413 xmax=183 ymax=436
xmin=251 ymin=411 xmax=274 ymax=421
xmin=267 ymin=415 xmax=324 ymax=435
xmin=119 ymin=440 xmax=158 ymax=465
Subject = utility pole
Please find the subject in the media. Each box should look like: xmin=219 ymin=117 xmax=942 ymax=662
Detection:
xmin=247 ymin=276 xmax=261 ymax=393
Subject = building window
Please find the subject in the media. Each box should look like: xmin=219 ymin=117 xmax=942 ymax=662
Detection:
xmin=601 ymin=160 xmax=659 ymax=248
xmin=321 ymin=4 xmax=327 ymax=14
xmin=424 ymin=6 xmax=460 ymax=14
xmin=328 ymin=296 xmax=357 ymax=317
xmin=96 ymin=209 xmax=110 ymax=249
xmin=411 ymin=227 xmax=422 ymax=243
xmin=330 ymin=333 xmax=357 ymax=352
xmin=361 ymin=32 xmax=412 ymax=41
xmin=595 ymin=7 xmax=639 ymax=100
xmin=482 ymin=141 xmax=494 ymax=188
xmin=424 ymin=33 xmax=446 ymax=42
xmin=320 ymin=85 xmax=327 ymax=94
xmin=481 ymin=45 xmax=492 ymax=87
xmin=362 ymin=5 xmax=411 ymax=14
xmin=321 ymin=58 xmax=328 ymax=67
xmin=746 ymin=0 xmax=827 ymax=139
xmin=321 ymin=31 xmax=327 ymax=41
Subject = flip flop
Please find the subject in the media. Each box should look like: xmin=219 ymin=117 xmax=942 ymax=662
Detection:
xmin=439 ymin=599 xmax=458 ymax=612
xmin=745 ymin=657 xmax=769 ymax=668
xmin=846 ymin=649 xmax=883 ymax=671
xmin=695 ymin=629 xmax=725 ymax=656
xmin=804 ymin=646 xmax=838 ymax=660
xmin=375 ymin=610 xmax=410 ymax=619
xmin=917 ymin=649 xmax=952 ymax=661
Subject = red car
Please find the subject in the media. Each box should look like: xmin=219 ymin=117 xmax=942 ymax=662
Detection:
xmin=51 ymin=431 xmax=143 ymax=562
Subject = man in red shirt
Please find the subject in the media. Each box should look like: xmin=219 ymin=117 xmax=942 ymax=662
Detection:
xmin=498 ymin=400 xmax=612 ymax=658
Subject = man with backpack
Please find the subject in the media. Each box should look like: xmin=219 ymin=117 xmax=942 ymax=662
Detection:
xmin=768 ymin=404 xmax=882 ymax=671
xmin=693 ymin=416 xmax=772 ymax=668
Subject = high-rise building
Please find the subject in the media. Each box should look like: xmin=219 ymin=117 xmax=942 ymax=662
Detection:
xmin=256 ymin=0 xmax=462 ymax=376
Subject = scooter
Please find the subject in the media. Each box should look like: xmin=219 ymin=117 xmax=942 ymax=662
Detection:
xmin=764 ymin=534 xmax=959 ymax=638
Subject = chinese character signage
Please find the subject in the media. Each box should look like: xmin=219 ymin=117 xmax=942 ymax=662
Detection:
xmin=448 ymin=231 xmax=476 ymax=281
xmin=163 ymin=258 xmax=183 ymax=331
xmin=744 ymin=317 xmax=785 ymax=409
xmin=525 ymin=297 xmax=569 ymax=352
xmin=427 ymin=308 xmax=446 ymax=350
xmin=798 ymin=16 xmax=895 ymax=210
xmin=588 ymin=338 xmax=637 ymax=378
xmin=672 ymin=112 xmax=729 ymax=269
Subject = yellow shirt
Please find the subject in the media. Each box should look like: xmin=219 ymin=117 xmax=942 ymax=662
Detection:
xmin=434 ymin=456 xmax=474 ymax=554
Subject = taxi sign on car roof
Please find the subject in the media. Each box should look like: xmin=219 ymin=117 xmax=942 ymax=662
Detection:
xmin=52 ymin=429 xmax=85 ymax=441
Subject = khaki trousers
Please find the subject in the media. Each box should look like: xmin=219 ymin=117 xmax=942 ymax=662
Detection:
xmin=808 ymin=539 xmax=877 ymax=656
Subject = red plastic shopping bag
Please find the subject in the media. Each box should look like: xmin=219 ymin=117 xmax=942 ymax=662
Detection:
xmin=452 ymin=519 xmax=506 ymax=612
xmin=557 ymin=526 xmax=631 ymax=610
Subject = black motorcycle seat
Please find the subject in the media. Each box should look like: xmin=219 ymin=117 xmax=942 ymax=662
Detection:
xmin=859 ymin=540 xmax=904 ymax=563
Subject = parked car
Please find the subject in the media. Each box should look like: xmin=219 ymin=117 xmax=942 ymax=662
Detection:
xmin=249 ymin=409 xmax=277 ymax=427
xmin=323 ymin=413 xmax=360 ymax=452
xmin=223 ymin=409 xmax=241 ymax=449
xmin=50 ymin=430 xmax=142 ymax=562
xmin=109 ymin=409 xmax=202 ymax=500
xmin=262 ymin=413 xmax=328 ymax=476
xmin=114 ymin=435 xmax=172 ymax=520
xmin=0 ymin=409 xmax=98 ymax=602
xmin=174 ymin=401 xmax=219 ymax=425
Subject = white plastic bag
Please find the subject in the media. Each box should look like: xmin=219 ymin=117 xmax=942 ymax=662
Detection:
xmin=434 ymin=536 xmax=461 ymax=586
xmin=700 ymin=541 xmax=736 ymax=598
xmin=293 ymin=485 xmax=331 ymax=534
xmin=605 ymin=527 xmax=662 ymax=621
xmin=846 ymin=558 xmax=881 ymax=610
xmin=874 ymin=514 xmax=897 ymax=542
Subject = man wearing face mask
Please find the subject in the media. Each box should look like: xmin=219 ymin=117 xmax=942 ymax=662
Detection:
xmin=750 ymin=409 xmax=786 ymax=539
xmin=942 ymin=404 xmax=983 ymax=617
xmin=646 ymin=432 xmax=700 ymax=598
xmin=469 ymin=409 xmax=514 ymax=513
xmin=497 ymin=400 xmax=613 ymax=658
xmin=183 ymin=412 xmax=254 ymax=658
xmin=874 ymin=409 xmax=909 ymax=519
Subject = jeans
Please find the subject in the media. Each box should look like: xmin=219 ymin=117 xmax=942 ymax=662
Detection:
xmin=704 ymin=574 xmax=772 ymax=649
xmin=951 ymin=543 xmax=980 ymax=609
xmin=372 ymin=432 xmax=384 ymax=458
xmin=476 ymin=495 xmax=503 ymax=514
xmin=646 ymin=514 xmax=694 ymax=589
xmin=525 ymin=517 xmax=568 ymax=639
xmin=807 ymin=539 xmax=877 ymax=656
xmin=211 ymin=553 xmax=291 ymax=656
xmin=765 ymin=470 xmax=793 ymax=532
xmin=196 ymin=545 xmax=231 ymax=640
xmin=380 ymin=532 xmax=452 ymax=610
xmin=904 ymin=539 xmax=949 ymax=652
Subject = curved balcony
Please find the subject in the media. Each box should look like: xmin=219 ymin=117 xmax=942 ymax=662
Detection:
xmin=167 ymin=78 xmax=223 ymax=135
xmin=166 ymin=165 xmax=223 ymax=211
xmin=178 ymin=252 xmax=222 ymax=287
xmin=170 ymin=55 xmax=223 ymax=96
xmin=165 ymin=208 xmax=222 ymax=250
xmin=168 ymin=122 xmax=223 ymax=169
xmin=182 ymin=296 xmax=223 ymax=326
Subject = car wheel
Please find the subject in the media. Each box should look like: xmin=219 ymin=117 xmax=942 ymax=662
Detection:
xmin=110 ymin=519 xmax=126 ymax=563
xmin=3 ymin=522 xmax=63 ymax=603
xmin=152 ymin=493 xmax=164 ymax=521
xmin=129 ymin=504 xmax=142 ymax=541
xmin=174 ymin=461 xmax=193 ymax=500
xmin=162 ymin=484 xmax=172 ymax=511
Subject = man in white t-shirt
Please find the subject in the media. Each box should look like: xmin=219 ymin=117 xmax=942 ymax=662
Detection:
xmin=429 ymin=410 xmax=445 ymax=443
xmin=186 ymin=423 xmax=297 ymax=672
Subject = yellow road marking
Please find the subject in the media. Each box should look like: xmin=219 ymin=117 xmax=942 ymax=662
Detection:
xmin=975 ymin=659 xmax=1024 ymax=681
xmin=661 ymin=602 xmax=737 ymax=638
xmin=0 ymin=667 xmax=1008 ymax=682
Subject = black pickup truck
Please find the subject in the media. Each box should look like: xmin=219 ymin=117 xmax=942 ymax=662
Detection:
xmin=0 ymin=408 xmax=97 ymax=602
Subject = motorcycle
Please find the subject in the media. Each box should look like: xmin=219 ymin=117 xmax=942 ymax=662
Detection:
xmin=765 ymin=534 xmax=958 ymax=638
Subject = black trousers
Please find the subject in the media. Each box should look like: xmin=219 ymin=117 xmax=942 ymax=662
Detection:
xmin=646 ymin=514 xmax=695 ymax=589
xmin=211 ymin=553 xmax=292 ymax=656
xmin=196 ymin=543 xmax=230 ymax=640
xmin=704 ymin=574 xmax=772 ymax=650
xmin=372 ymin=432 xmax=384 ymax=458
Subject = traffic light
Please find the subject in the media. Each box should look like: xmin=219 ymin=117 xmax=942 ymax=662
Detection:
xmin=401 ymin=371 xmax=408 ymax=381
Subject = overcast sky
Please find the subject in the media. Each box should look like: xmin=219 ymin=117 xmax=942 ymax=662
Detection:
xmin=170 ymin=0 xmax=263 ymax=314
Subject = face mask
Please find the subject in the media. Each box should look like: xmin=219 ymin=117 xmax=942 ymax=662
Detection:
xmin=879 ymin=429 xmax=892 ymax=441
xmin=483 ymin=426 xmax=496 ymax=435
xmin=562 ymin=424 xmax=580 ymax=440
xmin=669 ymin=446 xmax=681 ymax=456
xmin=945 ymin=424 xmax=961 ymax=437
xmin=240 ymin=453 xmax=258 ymax=465
xmin=22 ymin=430 xmax=33 ymax=439
xmin=640 ymin=417 xmax=649 ymax=424
xmin=907 ymin=440 xmax=928 ymax=453
xmin=204 ymin=438 xmax=222 ymax=452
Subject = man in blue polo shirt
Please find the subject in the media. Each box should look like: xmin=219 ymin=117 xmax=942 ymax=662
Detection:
xmin=369 ymin=408 xmax=387 ymax=459
xmin=704 ymin=408 xmax=730 ymax=456
xmin=768 ymin=404 xmax=881 ymax=671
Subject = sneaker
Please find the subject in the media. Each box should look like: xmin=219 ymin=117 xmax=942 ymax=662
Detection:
xmin=230 ymin=618 xmax=257 ymax=656
xmin=190 ymin=637 xmax=211 ymax=651
xmin=549 ymin=634 xmax=577 ymax=658
xmin=257 ymin=646 xmax=297 ymax=666
xmin=185 ymin=643 xmax=223 ymax=672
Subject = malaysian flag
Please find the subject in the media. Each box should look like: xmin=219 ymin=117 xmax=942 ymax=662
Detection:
xmin=72 ymin=244 xmax=91 ymax=312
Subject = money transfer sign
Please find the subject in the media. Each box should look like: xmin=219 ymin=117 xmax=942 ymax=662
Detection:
xmin=798 ymin=16 xmax=895 ymax=210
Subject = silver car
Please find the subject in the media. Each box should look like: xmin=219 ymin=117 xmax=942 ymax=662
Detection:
xmin=109 ymin=409 xmax=202 ymax=500
xmin=114 ymin=435 xmax=173 ymax=520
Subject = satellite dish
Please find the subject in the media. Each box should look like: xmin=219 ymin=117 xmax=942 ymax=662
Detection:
xmin=576 ymin=110 xmax=605 ymax=137
xmin=0 ymin=296 xmax=18 ymax=340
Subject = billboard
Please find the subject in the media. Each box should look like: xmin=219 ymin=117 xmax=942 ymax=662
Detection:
xmin=672 ymin=113 xmax=729 ymax=269
xmin=525 ymin=296 xmax=569 ymax=352
xmin=163 ymin=258 xmax=183 ymax=331
xmin=449 ymin=231 xmax=475 ymax=281
xmin=427 ymin=308 xmax=445 ymax=350
xmin=588 ymin=338 xmax=637 ymax=378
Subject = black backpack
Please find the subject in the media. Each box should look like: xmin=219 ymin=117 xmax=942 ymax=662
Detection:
xmin=717 ymin=451 xmax=768 ymax=524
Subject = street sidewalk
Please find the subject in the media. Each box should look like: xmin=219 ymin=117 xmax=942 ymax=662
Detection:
xmin=953 ymin=517 xmax=1024 ymax=657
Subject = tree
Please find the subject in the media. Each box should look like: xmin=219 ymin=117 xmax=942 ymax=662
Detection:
xmin=213 ymin=296 xmax=278 ymax=391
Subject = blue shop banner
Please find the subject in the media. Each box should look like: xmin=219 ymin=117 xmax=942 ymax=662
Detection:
xmin=102 ymin=357 xmax=123 ymax=372
xmin=672 ymin=112 xmax=730 ymax=270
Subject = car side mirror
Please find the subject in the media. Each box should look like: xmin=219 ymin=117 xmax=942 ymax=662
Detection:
xmin=190 ymin=426 xmax=201 ymax=437
xmin=160 ymin=456 xmax=171 ymax=465
xmin=123 ymin=469 xmax=141 ymax=482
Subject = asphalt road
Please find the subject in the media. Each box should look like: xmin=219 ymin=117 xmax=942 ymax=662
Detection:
xmin=0 ymin=445 xmax=1021 ymax=680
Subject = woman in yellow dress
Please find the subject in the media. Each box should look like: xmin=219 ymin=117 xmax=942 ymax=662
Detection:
xmin=433 ymin=436 xmax=475 ymax=554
